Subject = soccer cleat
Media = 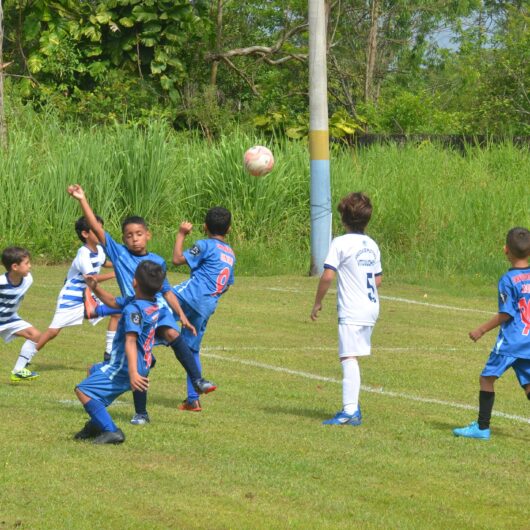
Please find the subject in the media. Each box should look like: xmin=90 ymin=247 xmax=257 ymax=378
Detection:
xmin=10 ymin=368 xmax=40 ymax=383
xmin=74 ymin=421 xmax=102 ymax=440
xmin=130 ymin=413 xmax=150 ymax=425
xmin=193 ymin=378 xmax=217 ymax=395
xmin=178 ymin=399 xmax=202 ymax=412
xmin=92 ymin=428 xmax=125 ymax=445
xmin=322 ymin=408 xmax=362 ymax=426
xmin=83 ymin=287 xmax=99 ymax=319
xmin=453 ymin=421 xmax=490 ymax=440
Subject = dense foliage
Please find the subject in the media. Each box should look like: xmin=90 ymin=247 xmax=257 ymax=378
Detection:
xmin=1 ymin=1 xmax=529 ymax=135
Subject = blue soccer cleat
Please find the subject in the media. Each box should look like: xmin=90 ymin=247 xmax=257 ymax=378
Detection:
xmin=130 ymin=413 xmax=150 ymax=425
xmin=322 ymin=406 xmax=362 ymax=426
xmin=453 ymin=421 xmax=490 ymax=440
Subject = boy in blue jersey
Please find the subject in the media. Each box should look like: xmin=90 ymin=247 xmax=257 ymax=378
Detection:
xmin=454 ymin=227 xmax=530 ymax=440
xmin=35 ymin=216 xmax=119 ymax=357
xmin=74 ymin=260 xmax=164 ymax=444
xmin=0 ymin=247 xmax=42 ymax=382
xmin=172 ymin=207 xmax=235 ymax=411
xmin=68 ymin=184 xmax=216 ymax=425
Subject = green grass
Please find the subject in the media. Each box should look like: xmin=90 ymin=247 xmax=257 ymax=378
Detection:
xmin=0 ymin=267 xmax=528 ymax=529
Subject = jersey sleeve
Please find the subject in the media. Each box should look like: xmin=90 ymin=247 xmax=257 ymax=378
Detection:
xmin=374 ymin=245 xmax=383 ymax=276
xmin=102 ymin=232 xmax=121 ymax=264
xmin=122 ymin=303 xmax=143 ymax=335
xmin=498 ymin=275 xmax=517 ymax=318
xmin=323 ymin=238 xmax=340 ymax=271
xmin=183 ymin=240 xmax=206 ymax=270
xmin=75 ymin=247 xmax=98 ymax=276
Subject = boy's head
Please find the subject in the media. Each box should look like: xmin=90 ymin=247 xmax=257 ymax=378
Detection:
xmin=205 ymin=207 xmax=231 ymax=236
xmin=1 ymin=247 xmax=31 ymax=275
xmin=133 ymin=260 xmax=165 ymax=298
xmin=75 ymin=215 xmax=104 ymax=243
xmin=505 ymin=227 xmax=530 ymax=260
xmin=121 ymin=216 xmax=151 ymax=255
xmin=338 ymin=192 xmax=372 ymax=234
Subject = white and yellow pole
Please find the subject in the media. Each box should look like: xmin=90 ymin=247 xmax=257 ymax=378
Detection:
xmin=308 ymin=0 xmax=331 ymax=275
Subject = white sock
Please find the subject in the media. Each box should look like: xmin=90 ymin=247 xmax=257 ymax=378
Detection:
xmin=342 ymin=357 xmax=360 ymax=415
xmin=13 ymin=340 xmax=37 ymax=372
xmin=105 ymin=331 xmax=116 ymax=354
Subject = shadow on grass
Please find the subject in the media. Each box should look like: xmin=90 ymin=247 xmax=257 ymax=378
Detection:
xmin=429 ymin=419 xmax=529 ymax=441
xmin=260 ymin=405 xmax=329 ymax=420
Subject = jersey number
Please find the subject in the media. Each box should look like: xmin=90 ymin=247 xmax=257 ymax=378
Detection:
xmin=214 ymin=267 xmax=230 ymax=295
xmin=366 ymin=273 xmax=377 ymax=303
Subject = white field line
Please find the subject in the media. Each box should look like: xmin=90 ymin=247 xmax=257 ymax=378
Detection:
xmin=204 ymin=345 xmax=470 ymax=353
xmin=203 ymin=352 xmax=530 ymax=425
xmin=264 ymin=287 xmax=494 ymax=315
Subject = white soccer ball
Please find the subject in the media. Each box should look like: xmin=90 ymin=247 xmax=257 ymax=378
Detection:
xmin=243 ymin=146 xmax=275 ymax=177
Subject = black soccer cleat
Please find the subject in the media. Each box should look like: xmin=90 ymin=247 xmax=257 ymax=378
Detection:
xmin=74 ymin=421 xmax=102 ymax=440
xmin=193 ymin=378 xmax=217 ymax=395
xmin=92 ymin=428 xmax=125 ymax=445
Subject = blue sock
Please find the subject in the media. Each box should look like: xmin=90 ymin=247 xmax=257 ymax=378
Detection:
xmin=96 ymin=305 xmax=122 ymax=318
xmin=133 ymin=390 xmax=148 ymax=415
xmin=170 ymin=336 xmax=201 ymax=382
xmin=83 ymin=399 xmax=118 ymax=432
xmin=186 ymin=350 xmax=201 ymax=401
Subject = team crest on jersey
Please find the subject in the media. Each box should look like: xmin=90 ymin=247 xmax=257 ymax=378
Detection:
xmin=131 ymin=312 xmax=141 ymax=325
xmin=189 ymin=245 xmax=201 ymax=256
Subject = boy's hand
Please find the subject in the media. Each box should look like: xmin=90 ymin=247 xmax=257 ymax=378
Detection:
xmin=180 ymin=314 xmax=197 ymax=336
xmin=67 ymin=184 xmax=86 ymax=201
xmin=179 ymin=222 xmax=193 ymax=235
xmin=310 ymin=303 xmax=322 ymax=321
xmin=83 ymin=274 xmax=98 ymax=291
xmin=129 ymin=372 xmax=149 ymax=392
xmin=469 ymin=327 xmax=484 ymax=342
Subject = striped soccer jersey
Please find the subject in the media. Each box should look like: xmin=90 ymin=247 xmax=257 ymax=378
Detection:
xmin=57 ymin=245 xmax=106 ymax=309
xmin=0 ymin=272 xmax=33 ymax=326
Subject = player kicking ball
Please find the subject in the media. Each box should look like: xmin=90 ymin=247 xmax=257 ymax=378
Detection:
xmin=73 ymin=260 xmax=164 ymax=444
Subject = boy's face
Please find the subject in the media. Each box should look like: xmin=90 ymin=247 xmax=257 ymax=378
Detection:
xmin=83 ymin=227 xmax=100 ymax=248
xmin=122 ymin=223 xmax=151 ymax=255
xmin=12 ymin=257 xmax=31 ymax=277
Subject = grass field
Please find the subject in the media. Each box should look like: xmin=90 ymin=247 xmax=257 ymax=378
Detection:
xmin=1 ymin=267 xmax=529 ymax=529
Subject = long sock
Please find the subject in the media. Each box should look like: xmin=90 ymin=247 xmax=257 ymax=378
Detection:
xmin=478 ymin=390 xmax=495 ymax=430
xmin=13 ymin=340 xmax=37 ymax=372
xmin=170 ymin=336 xmax=201 ymax=382
xmin=96 ymin=305 xmax=122 ymax=317
xmin=133 ymin=390 xmax=148 ymax=415
xmin=105 ymin=331 xmax=116 ymax=354
xmin=186 ymin=350 xmax=202 ymax=402
xmin=83 ymin=399 xmax=118 ymax=432
xmin=342 ymin=357 xmax=360 ymax=415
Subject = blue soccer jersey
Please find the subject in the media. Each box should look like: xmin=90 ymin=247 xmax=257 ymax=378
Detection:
xmin=101 ymin=296 xmax=159 ymax=378
xmin=173 ymin=238 xmax=235 ymax=317
xmin=493 ymin=267 xmax=530 ymax=359
xmin=103 ymin=232 xmax=171 ymax=297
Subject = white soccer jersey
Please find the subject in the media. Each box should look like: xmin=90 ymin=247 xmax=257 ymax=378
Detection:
xmin=57 ymin=245 xmax=106 ymax=309
xmin=324 ymin=233 xmax=382 ymax=325
xmin=0 ymin=272 xmax=33 ymax=325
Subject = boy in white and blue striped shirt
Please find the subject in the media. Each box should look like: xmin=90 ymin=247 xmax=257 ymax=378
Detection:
xmin=0 ymin=247 xmax=42 ymax=382
xmin=35 ymin=216 xmax=118 ymax=357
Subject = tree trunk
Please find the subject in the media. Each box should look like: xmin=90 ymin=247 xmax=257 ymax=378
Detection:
xmin=0 ymin=0 xmax=7 ymax=150
xmin=210 ymin=0 xmax=223 ymax=86
xmin=364 ymin=0 xmax=379 ymax=103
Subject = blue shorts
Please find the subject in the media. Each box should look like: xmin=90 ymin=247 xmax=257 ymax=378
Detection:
xmin=154 ymin=304 xmax=181 ymax=346
xmin=177 ymin=298 xmax=211 ymax=354
xmin=481 ymin=352 xmax=530 ymax=387
xmin=76 ymin=362 xmax=131 ymax=407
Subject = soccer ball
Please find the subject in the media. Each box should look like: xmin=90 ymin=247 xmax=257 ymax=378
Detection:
xmin=243 ymin=146 xmax=275 ymax=177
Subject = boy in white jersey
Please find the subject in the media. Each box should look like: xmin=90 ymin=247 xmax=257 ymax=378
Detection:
xmin=311 ymin=192 xmax=382 ymax=426
xmin=35 ymin=216 xmax=119 ymax=356
xmin=0 ymin=247 xmax=42 ymax=382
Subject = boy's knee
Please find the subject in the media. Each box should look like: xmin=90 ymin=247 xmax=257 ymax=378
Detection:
xmin=161 ymin=327 xmax=179 ymax=342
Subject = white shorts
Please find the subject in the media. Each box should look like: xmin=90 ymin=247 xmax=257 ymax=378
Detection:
xmin=49 ymin=304 xmax=103 ymax=329
xmin=0 ymin=318 xmax=33 ymax=343
xmin=338 ymin=324 xmax=373 ymax=358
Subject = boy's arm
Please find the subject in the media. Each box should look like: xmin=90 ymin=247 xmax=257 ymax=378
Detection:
xmin=125 ymin=333 xmax=149 ymax=392
xmin=92 ymin=271 xmax=115 ymax=283
xmin=163 ymin=290 xmax=197 ymax=336
xmin=172 ymin=222 xmax=193 ymax=266
xmin=67 ymin=185 xmax=106 ymax=245
xmin=469 ymin=313 xmax=510 ymax=342
xmin=84 ymin=275 xmax=120 ymax=308
xmin=376 ymin=274 xmax=382 ymax=288
xmin=310 ymin=268 xmax=336 ymax=321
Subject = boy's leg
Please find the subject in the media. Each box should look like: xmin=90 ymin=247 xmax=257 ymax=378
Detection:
xmin=341 ymin=357 xmax=361 ymax=416
xmin=103 ymin=315 xmax=119 ymax=362
xmin=131 ymin=390 xmax=150 ymax=425
xmin=11 ymin=327 xmax=40 ymax=381
xmin=477 ymin=375 xmax=496 ymax=430
xmin=179 ymin=349 xmax=203 ymax=411
xmin=35 ymin=327 xmax=61 ymax=352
